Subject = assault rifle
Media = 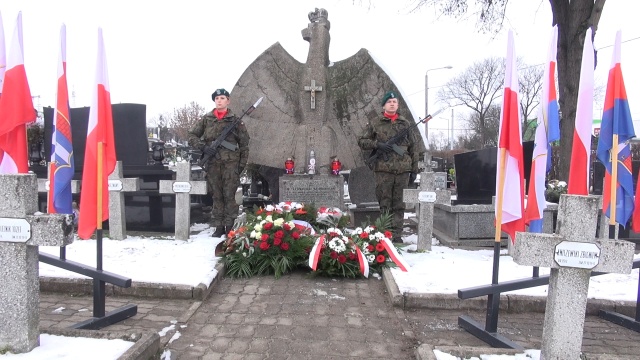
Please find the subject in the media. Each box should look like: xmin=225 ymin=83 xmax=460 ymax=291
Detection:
xmin=198 ymin=97 xmax=263 ymax=170
xmin=365 ymin=108 xmax=445 ymax=168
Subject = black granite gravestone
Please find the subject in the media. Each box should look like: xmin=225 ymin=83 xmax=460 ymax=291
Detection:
xmin=37 ymin=104 xmax=179 ymax=232
xmin=453 ymin=141 xmax=534 ymax=205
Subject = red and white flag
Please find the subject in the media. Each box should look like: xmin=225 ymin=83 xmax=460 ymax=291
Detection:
xmin=0 ymin=12 xmax=34 ymax=174
xmin=78 ymin=28 xmax=116 ymax=240
xmin=567 ymin=27 xmax=595 ymax=195
xmin=0 ymin=11 xmax=6 ymax=164
xmin=495 ymin=30 xmax=524 ymax=243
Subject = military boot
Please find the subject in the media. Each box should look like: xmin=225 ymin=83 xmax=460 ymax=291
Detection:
xmin=212 ymin=225 xmax=226 ymax=238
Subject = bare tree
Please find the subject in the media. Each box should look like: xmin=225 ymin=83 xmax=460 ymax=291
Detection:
xmin=518 ymin=64 xmax=544 ymax=137
xmin=437 ymin=57 xmax=504 ymax=148
xmin=405 ymin=0 xmax=606 ymax=180
xmin=428 ymin=131 xmax=451 ymax=151
xmin=169 ymin=102 xmax=205 ymax=143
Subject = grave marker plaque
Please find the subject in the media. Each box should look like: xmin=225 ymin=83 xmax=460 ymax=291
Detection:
xmin=279 ymin=174 xmax=343 ymax=209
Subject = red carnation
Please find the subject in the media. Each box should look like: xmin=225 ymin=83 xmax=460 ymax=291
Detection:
xmin=376 ymin=254 xmax=385 ymax=263
xmin=273 ymin=237 xmax=282 ymax=246
xmin=261 ymin=233 xmax=270 ymax=241
xmin=273 ymin=230 xmax=284 ymax=239
xmin=263 ymin=222 xmax=273 ymax=230
xmin=338 ymin=255 xmax=347 ymax=264
xmin=375 ymin=242 xmax=385 ymax=252
xmin=329 ymin=231 xmax=339 ymax=238
xmin=283 ymin=223 xmax=291 ymax=231
xmin=367 ymin=244 xmax=374 ymax=252
xmin=359 ymin=232 xmax=369 ymax=239
xmin=292 ymin=231 xmax=301 ymax=240
xmin=330 ymin=251 xmax=338 ymax=259
xmin=384 ymin=230 xmax=392 ymax=239
xmin=295 ymin=208 xmax=307 ymax=215
xmin=260 ymin=242 xmax=270 ymax=250
xmin=280 ymin=242 xmax=290 ymax=251
xmin=348 ymin=252 xmax=357 ymax=260
xmin=256 ymin=208 xmax=264 ymax=215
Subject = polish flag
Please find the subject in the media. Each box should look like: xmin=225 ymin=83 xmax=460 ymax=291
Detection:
xmin=495 ymin=30 xmax=524 ymax=243
xmin=78 ymin=28 xmax=116 ymax=240
xmin=567 ymin=27 xmax=595 ymax=195
xmin=0 ymin=12 xmax=6 ymax=164
xmin=0 ymin=12 xmax=34 ymax=174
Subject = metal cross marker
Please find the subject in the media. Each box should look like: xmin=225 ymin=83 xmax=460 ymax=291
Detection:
xmin=304 ymin=79 xmax=323 ymax=109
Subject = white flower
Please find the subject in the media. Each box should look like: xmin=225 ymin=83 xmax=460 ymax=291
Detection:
xmin=273 ymin=218 xmax=285 ymax=227
xmin=250 ymin=230 xmax=257 ymax=239
xmin=369 ymin=234 xmax=376 ymax=241
xmin=242 ymin=252 xmax=247 ymax=257
xmin=367 ymin=254 xmax=375 ymax=263
xmin=265 ymin=204 xmax=275 ymax=212
xmin=328 ymin=237 xmax=347 ymax=253
xmin=265 ymin=215 xmax=273 ymax=222
xmin=255 ymin=231 xmax=262 ymax=239
xmin=256 ymin=215 xmax=263 ymax=221
xmin=286 ymin=221 xmax=295 ymax=230
xmin=364 ymin=226 xmax=375 ymax=233
xmin=254 ymin=223 xmax=263 ymax=232
xmin=327 ymin=227 xmax=343 ymax=236
xmin=375 ymin=232 xmax=386 ymax=241
xmin=354 ymin=227 xmax=363 ymax=235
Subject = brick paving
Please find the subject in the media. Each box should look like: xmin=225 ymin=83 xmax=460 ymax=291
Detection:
xmin=39 ymin=270 xmax=640 ymax=359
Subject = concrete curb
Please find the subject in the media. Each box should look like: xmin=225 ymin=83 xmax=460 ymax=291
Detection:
xmin=42 ymin=328 xmax=160 ymax=360
xmin=415 ymin=344 xmax=639 ymax=360
xmin=39 ymin=261 xmax=226 ymax=301
xmin=382 ymin=272 xmax=638 ymax=315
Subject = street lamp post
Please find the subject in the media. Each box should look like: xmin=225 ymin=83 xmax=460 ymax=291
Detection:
xmin=424 ymin=65 xmax=452 ymax=169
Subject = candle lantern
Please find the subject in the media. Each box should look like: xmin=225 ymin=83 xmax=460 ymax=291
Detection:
xmin=285 ymin=158 xmax=295 ymax=174
xmin=331 ymin=157 xmax=341 ymax=175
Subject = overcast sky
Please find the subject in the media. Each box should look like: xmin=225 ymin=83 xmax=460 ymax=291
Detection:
xmin=1 ymin=0 xmax=638 ymax=141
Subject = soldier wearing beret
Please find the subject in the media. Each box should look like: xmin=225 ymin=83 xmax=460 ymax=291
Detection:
xmin=358 ymin=91 xmax=419 ymax=243
xmin=188 ymin=89 xmax=250 ymax=247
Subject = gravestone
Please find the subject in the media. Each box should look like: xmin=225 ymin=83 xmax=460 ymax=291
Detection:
xmin=454 ymin=141 xmax=533 ymax=205
xmin=108 ymin=161 xmax=140 ymax=240
xmin=512 ymin=194 xmax=634 ymax=360
xmin=0 ymin=174 xmax=74 ymax=353
xmin=403 ymin=171 xmax=451 ymax=250
xmin=159 ymin=162 xmax=207 ymax=240
xmin=229 ymin=8 xmax=426 ymax=201
xmin=279 ymin=174 xmax=343 ymax=209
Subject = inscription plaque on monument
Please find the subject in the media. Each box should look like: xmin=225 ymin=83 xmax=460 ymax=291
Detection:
xmin=279 ymin=174 xmax=344 ymax=209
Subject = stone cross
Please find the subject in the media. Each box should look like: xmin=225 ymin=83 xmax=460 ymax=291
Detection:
xmin=403 ymin=171 xmax=451 ymax=251
xmin=159 ymin=162 xmax=207 ymax=240
xmin=0 ymin=174 xmax=74 ymax=353
xmin=512 ymin=194 xmax=635 ymax=360
xmin=304 ymin=79 xmax=323 ymax=109
xmin=108 ymin=161 xmax=140 ymax=240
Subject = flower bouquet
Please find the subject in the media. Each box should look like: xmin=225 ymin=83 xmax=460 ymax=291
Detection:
xmin=223 ymin=204 xmax=315 ymax=279
xmin=350 ymin=226 xmax=409 ymax=275
xmin=308 ymin=227 xmax=370 ymax=278
xmin=315 ymin=206 xmax=350 ymax=232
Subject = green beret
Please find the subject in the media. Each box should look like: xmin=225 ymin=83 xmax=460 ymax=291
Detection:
xmin=212 ymin=88 xmax=230 ymax=100
xmin=381 ymin=90 xmax=397 ymax=106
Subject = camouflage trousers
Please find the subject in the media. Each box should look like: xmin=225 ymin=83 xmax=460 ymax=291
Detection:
xmin=207 ymin=161 xmax=240 ymax=227
xmin=374 ymin=171 xmax=410 ymax=240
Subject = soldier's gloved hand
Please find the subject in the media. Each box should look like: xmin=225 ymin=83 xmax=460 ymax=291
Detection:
xmin=203 ymin=146 xmax=217 ymax=156
xmin=235 ymin=164 xmax=245 ymax=175
xmin=376 ymin=142 xmax=393 ymax=153
xmin=409 ymin=172 xmax=418 ymax=185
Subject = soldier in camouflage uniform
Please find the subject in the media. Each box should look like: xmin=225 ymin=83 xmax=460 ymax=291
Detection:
xmin=188 ymin=88 xmax=250 ymax=241
xmin=358 ymin=91 xmax=419 ymax=243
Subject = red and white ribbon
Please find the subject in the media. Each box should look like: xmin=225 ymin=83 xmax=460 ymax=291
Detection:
xmin=381 ymin=238 xmax=409 ymax=272
xmin=355 ymin=246 xmax=370 ymax=278
xmin=293 ymin=219 xmax=315 ymax=235
xmin=308 ymin=234 xmax=325 ymax=270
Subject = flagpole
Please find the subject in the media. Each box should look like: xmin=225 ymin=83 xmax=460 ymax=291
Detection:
xmin=96 ymin=141 xmax=103 ymax=270
xmin=609 ymin=135 xmax=618 ymax=239
xmin=493 ymin=148 xmax=507 ymax=284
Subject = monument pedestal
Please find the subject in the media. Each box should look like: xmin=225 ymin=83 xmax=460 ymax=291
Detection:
xmin=279 ymin=174 xmax=344 ymax=209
